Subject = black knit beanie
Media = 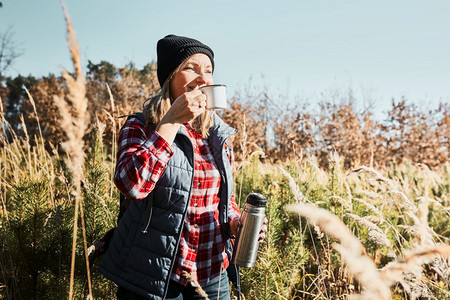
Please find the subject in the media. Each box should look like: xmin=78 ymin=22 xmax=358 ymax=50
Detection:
xmin=156 ymin=34 xmax=215 ymax=87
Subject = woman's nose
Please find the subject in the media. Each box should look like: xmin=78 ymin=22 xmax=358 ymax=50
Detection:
xmin=196 ymin=71 xmax=209 ymax=85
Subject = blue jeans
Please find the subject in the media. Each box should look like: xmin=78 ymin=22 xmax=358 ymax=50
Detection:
xmin=166 ymin=270 xmax=231 ymax=300
xmin=116 ymin=270 xmax=231 ymax=300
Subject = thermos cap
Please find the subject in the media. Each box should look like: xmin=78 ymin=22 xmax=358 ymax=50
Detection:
xmin=246 ymin=193 xmax=267 ymax=207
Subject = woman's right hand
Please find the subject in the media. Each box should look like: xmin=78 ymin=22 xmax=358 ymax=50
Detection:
xmin=155 ymin=90 xmax=207 ymax=145
xmin=163 ymin=90 xmax=207 ymax=124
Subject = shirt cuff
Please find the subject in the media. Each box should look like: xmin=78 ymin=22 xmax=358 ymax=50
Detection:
xmin=143 ymin=130 xmax=174 ymax=163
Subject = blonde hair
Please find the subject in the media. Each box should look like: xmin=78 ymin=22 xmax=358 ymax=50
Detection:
xmin=143 ymin=58 xmax=214 ymax=137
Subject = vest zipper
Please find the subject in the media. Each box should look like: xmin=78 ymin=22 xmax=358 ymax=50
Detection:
xmin=141 ymin=193 xmax=154 ymax=233
xmin=142 ymin=119 xmax=155 ymax=234
xmin=163 ymin=132 xmax=195 ymax=299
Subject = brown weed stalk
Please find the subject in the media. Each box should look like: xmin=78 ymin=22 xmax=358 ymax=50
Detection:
xmin=181 ymin=271 xmax=209 ymax=300
xmin=55 ymin=3 xmax=92 ymax=299
xmin=104 ymin=83 xmax=118 ymax=197
xmin=279 ymin=167 xmax=305 ymax=203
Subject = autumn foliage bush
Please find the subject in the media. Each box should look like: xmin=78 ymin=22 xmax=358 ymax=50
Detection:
xmin=1 ymin=63 xmax=448 ymax=169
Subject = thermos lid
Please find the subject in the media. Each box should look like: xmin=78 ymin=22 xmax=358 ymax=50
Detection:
xmin=246 ymin=193 xmax=267 ymax=207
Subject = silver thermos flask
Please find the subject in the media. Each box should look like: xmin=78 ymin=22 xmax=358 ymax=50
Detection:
xmin=232 ymin=193 xmax=267 ymax=267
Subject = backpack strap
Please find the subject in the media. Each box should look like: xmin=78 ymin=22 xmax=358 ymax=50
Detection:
xmin=119 ymin=112 xmax=145 ymax=123
xmin=133 ymin=112 xmax=145 ymax=124
xmin=119 ymin=112 xmax=152 ymax=135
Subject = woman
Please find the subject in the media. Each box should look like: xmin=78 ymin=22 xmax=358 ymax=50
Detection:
xmin=99 ymin=35 xmax=260 ymax=300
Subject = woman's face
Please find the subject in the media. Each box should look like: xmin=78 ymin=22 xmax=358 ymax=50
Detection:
xmin=169 ymin=53 xmax=213 ymax=100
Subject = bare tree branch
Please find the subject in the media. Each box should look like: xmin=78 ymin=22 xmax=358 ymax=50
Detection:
xmin=0 ymin=26 xmax=24 ymax=78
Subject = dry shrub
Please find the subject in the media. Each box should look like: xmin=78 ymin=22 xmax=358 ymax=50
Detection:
xmin=223 ymin=88 xmax=448 ymax=169
xmin=85 ymin=61 xmax=159 ymax=148
xmin=271 ymin=104 xmax=316 ymax=162
xmin=314 ymin=102 xmax=378 ymax=169
xmin=22 ymin=76 xmax=65 ymax=144
xmin=0 ymin=62 xmax=159 ymax=154
xmin=381 ymin=100 xmax=449 ymax=168
xmin=220 ymin=97 xmax=268 ymax=161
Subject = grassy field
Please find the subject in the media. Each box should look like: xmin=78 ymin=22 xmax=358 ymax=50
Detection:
xmin=1 ymin=8 xmax=449 ymax=300
xmin=1 ymin=120 xmax=449 ymax=299
xmin=236 ymin=155 xmax=450 ymax=299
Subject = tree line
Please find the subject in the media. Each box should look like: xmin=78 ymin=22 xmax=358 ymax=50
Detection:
xmin=1 ymin=60 xmax=448 ymax=169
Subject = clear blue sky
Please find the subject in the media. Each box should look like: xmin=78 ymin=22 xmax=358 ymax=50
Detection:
xmin=1 ymin=0 xmax=449 ymax=115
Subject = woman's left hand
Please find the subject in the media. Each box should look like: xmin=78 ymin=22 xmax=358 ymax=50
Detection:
xmin=230 ymin=217 xmax=240 ymax=237
xmin=259 ymin=218 xmax=268 ymax=245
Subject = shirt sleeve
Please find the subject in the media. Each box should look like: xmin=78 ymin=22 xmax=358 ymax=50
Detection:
xmin=228 ymin=194 xmax=241 ymax=222
xmin=114 ymin=117 xmax=173 ymax=200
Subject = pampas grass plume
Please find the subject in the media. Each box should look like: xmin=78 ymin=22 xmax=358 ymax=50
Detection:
xmin=287 ymin=203 xmax=391 ymax=299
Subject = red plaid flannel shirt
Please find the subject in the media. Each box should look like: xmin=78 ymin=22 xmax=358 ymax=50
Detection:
xmin=114 ymin=116 xmax=240 ymax=286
